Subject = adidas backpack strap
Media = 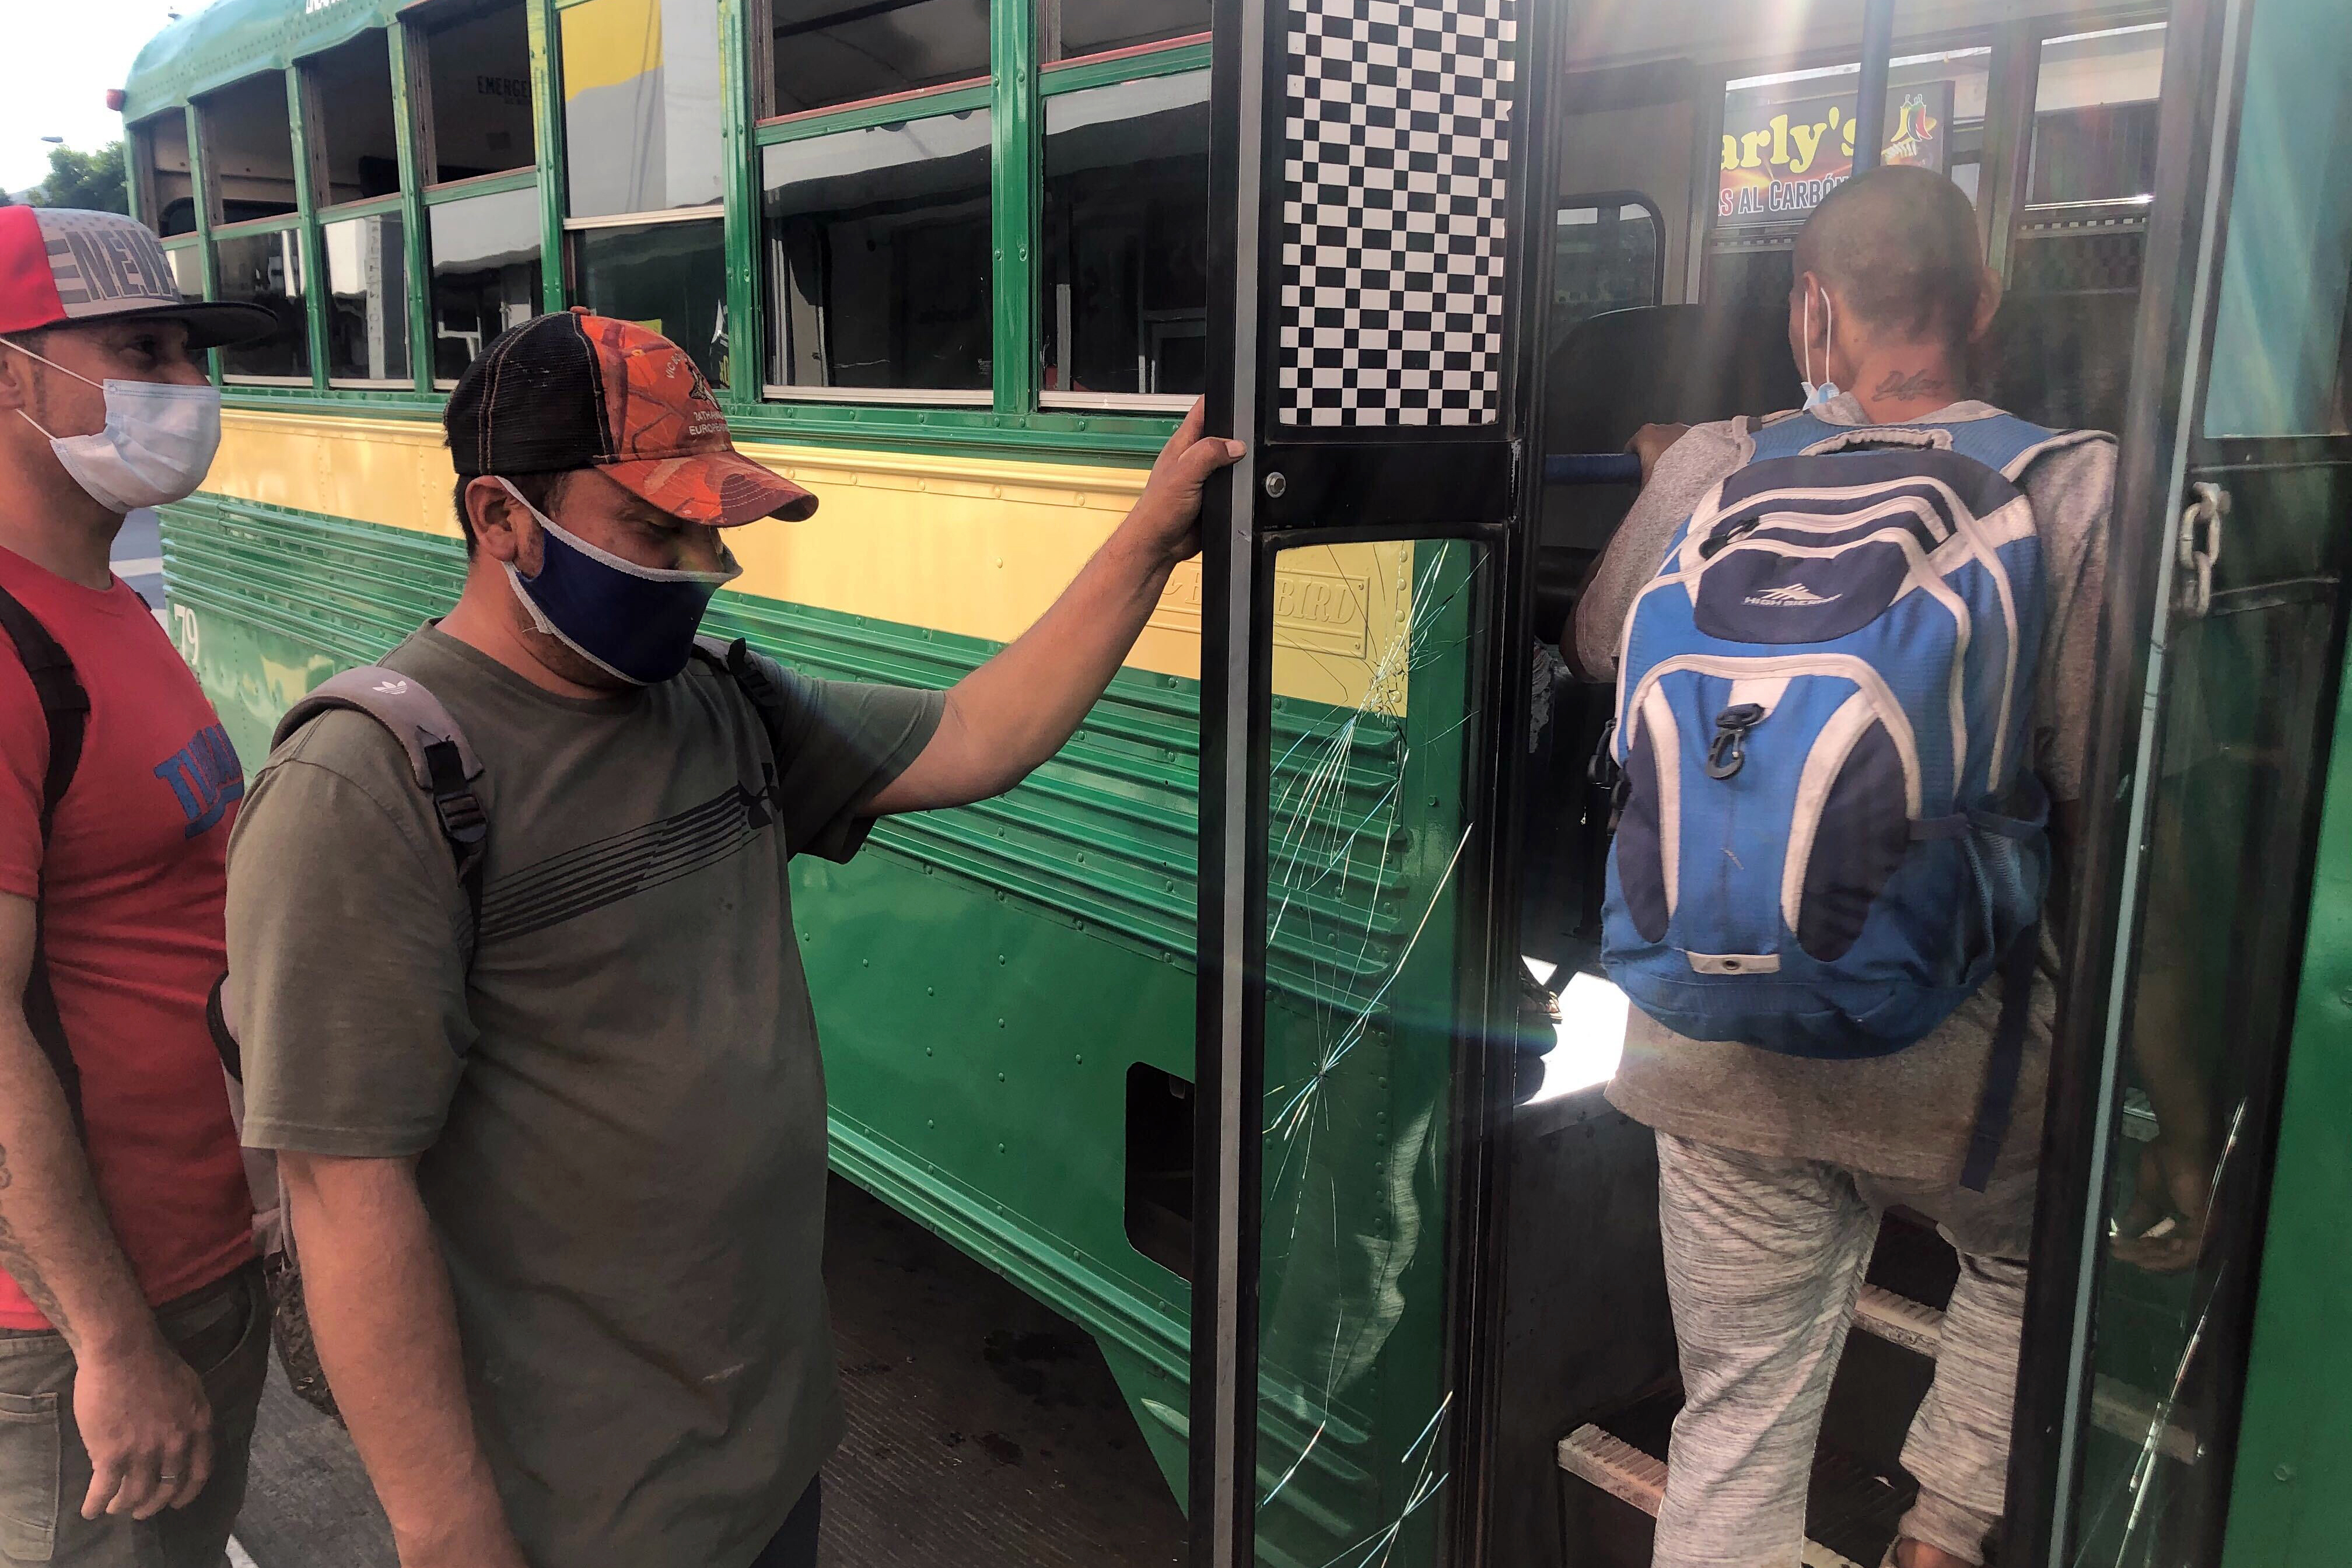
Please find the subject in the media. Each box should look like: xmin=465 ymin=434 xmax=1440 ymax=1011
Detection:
xmin=209 ymin=665 xmax=491 ymax=1422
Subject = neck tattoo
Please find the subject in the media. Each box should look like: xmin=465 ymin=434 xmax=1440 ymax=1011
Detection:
xmin=1871 ymin=368 xmax=1950 ymax=402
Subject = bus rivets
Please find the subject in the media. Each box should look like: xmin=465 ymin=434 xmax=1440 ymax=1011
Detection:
xmin=1264 ymin=471 xmax=1287 ymax=498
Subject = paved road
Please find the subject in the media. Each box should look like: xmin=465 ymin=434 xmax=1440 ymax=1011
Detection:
xmin=219 ymin=1178 xmax=1182 ymax=1566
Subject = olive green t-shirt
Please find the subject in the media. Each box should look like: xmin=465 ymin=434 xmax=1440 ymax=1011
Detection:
xmin=224 ymin=624 xmax=942 ymax=1567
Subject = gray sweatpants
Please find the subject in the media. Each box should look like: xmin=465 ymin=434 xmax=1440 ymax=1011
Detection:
xmin=1651 ymin=1132 xmax=2038 ymax=1568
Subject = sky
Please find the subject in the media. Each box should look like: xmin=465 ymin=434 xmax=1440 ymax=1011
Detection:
xmin=1 ymin=0 xmax=192 ymax=195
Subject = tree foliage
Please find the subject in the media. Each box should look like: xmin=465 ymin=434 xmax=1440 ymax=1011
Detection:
xmin=30 ymin=143 xmax=130 ymax=215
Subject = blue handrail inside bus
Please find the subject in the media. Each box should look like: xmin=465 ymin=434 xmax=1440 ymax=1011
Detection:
xmin=1544 ymin=453 xmax=1644 ymax=485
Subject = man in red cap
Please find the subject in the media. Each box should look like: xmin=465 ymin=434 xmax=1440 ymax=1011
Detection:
xmin=0 ymin=206 xmax=279 ymax=1566
xmin=224 ymin=310 xmax=1244 ymax=1568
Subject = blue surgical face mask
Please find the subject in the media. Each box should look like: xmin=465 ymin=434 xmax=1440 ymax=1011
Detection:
xmin=1801 ymin=281 xmax=1841 ymax=411
xmin=496 ymin=478 xmax=742 ymax=686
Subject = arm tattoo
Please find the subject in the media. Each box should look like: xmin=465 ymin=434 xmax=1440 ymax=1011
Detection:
xmin=1871 ymin=368 xmax=1950 ymax=401
xmin=0 ymin=1142 xmax=72 ymax=1332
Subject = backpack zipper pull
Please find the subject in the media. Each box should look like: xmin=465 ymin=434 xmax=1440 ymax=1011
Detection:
xmin=1705 ymin=703 xmax=1766 ymax=780
xmin=1698 ymin=518 xmax=1760 ymax=559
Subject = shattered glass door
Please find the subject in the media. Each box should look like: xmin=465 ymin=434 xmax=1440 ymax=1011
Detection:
xmin=1253 ymin=539 xmax=1491 ymax=1568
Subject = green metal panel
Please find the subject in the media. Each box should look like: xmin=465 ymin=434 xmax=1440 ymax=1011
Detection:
xmin=388 ymin=21 xmax=435 ymax=396
xmin=718 ymin=0 xmax=764 ymax=403
xmin=528 ymin=0 xmax=568 ymax=314
xmin=317 ymin=194 xmax=405 ymax=221
xmin=215 ymin=381 xmax=1177 ymax=459
xmin=1039 ymin=39 xmax=1213 ymax=96
xmin=991 ymin=0 xmax=1040 ymax=415
xmin=749 ymin=83 xmax=996 ymax=147
xmin=420 ymin=170 xmax=542 ymax=206
xmin=185 ymin=102 xmax=223 ymax=390
xmin=2219 ymin=656 xmax=2352 ymax=1568
xmin=124 ymin=135 xmax=146 ymax=229
xmin=286 ymin=66 xmax=331 ymax=393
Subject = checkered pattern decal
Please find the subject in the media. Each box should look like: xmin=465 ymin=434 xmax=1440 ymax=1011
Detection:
xmin=1276 ymin=0 xmax=1517 ymax=428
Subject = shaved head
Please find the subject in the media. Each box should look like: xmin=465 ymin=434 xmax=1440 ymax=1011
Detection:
xmin=1794 ymin=165 xmax=1987 ymax=351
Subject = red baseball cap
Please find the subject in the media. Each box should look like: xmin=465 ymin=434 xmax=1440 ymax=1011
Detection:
xmin=0 ymin=206 xmax=275 ymax=349
xmin=444 ymin=310 xmax=816 ymax=527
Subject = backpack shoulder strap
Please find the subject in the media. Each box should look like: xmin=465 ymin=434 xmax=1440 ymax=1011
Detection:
xmin=694 ymin=635 xmax=791 ymax=765
xmin=0 ymin=582 xmax=89 ymax=1135
xmin=275 ymin=668 xmax=489 ymax=938
xmin=0 ymin=582 xmax=89 ymax=836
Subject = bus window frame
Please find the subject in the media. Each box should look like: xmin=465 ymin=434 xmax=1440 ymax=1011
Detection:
xmin=316 ymin=201 xmax=416 ymax=390
xmin=405 ymin=0 xmax=542 ymax=195
xmin=1035 ymin=40 xmax=1214 ymax=414
xmin=1551 ymin=188 xmax=1668 ymax=328
xmin=2001 ymin=14 xmax=2171 ymax=294
xmin=749 ymin=0 xmax=994 ymax=129
xmin=208 ymin=212 xmax=313 ymax=387
xmin=192 ymin=71 xmax=304 ymax=236
xmin=753 ymin=102 xmax=1002 ymax=406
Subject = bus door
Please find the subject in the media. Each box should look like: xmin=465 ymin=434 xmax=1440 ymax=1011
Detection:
xmin=1184 ymin=0 xmax=1559 ymax=1559
xmin=2010 ymin=0 xmax=2352 ymax=1562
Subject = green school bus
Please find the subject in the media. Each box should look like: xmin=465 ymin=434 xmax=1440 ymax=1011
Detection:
xmin=117 ymin=0 xmax=2347 ymax=1562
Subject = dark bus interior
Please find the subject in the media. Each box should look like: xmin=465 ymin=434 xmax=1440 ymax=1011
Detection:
xmin=1493 ymin=5 xmax=2166 ymax=1564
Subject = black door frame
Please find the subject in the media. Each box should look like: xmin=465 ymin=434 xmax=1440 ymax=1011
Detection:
xmin=1186 ymin=0 xmax=1562 ymax=1557
xmin=2006 ymin=0 xmax=2256 ymax=1561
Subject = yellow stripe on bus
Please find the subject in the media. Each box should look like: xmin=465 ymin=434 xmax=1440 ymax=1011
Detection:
xmin=199 ymin=409 xmax=1410 ymax=712
xmin=559 ymin=0 xmax=664 ymax=100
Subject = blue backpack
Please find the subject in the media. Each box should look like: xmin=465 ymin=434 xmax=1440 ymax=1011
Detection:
xmin=1600 ymin=410 xmax=2105 ymax=1181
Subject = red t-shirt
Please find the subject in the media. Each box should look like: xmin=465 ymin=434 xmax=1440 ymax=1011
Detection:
xmin=0 ymin=545 xmax=253 ymax=1329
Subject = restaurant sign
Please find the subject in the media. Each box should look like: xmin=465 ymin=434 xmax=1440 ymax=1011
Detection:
xmin=1718 ymin=80 xmax=1955 ymax=226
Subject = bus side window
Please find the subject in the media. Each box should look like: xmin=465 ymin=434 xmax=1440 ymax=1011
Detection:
xmin=198 ymin=72 xmax=308 ymax=383
xmin=415 ymin=0 xmax=537 ymax=184
xmin=1042 ymin=0 xmax=1212 ymax=63
xmin=132 ymin=113 xmax=197 ymax=238
xmin=410 ymin=0 xmax=541 ymax=383
xmin=1994 ymin=23 xmax=2166 ymax=434
xmin=2008 ymin=23 xmax=2165 ymax=302
xmin=307 ymin=32 xmax=402 ymax=206
xmin=196 ymin=73 xmax=299 ymax=228
xmin=761 ymin=114 xmax=995 ymax=396
xmin=764 ymin=0 xmax=992 ymax=120
xmin=1551 ymin=196 xmax=1664 ymax=344
xmin=1040 ymin=69 xmax=1212 ymax=405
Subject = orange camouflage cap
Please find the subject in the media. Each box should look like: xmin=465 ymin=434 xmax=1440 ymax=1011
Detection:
xmin=443 ymin=309 xmax=815 ymax=527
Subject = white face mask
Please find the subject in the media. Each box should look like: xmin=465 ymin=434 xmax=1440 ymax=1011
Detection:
xmin=3 ymin=338 xmax=223 ymax=514
xmin=1800 ymin=281 xmax=1841 ymax=412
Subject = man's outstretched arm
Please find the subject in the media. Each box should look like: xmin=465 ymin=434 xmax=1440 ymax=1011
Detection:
xmin=0 ymin=892 xmax=214 ymax=1523
xmin=865 ymin=402 xmax=1242 ymax=815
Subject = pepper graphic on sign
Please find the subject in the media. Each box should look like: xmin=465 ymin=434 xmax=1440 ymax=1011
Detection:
xmin=1718 ymin=80 xmax=1955 ymax=226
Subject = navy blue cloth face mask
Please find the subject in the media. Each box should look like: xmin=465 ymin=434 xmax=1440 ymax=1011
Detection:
xmin=497 ymin=477 xmax=744 ymax=685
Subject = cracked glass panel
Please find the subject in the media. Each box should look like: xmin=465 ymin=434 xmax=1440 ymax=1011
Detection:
xmin=1256 ymin=540 xmax=1489 ymax=1567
